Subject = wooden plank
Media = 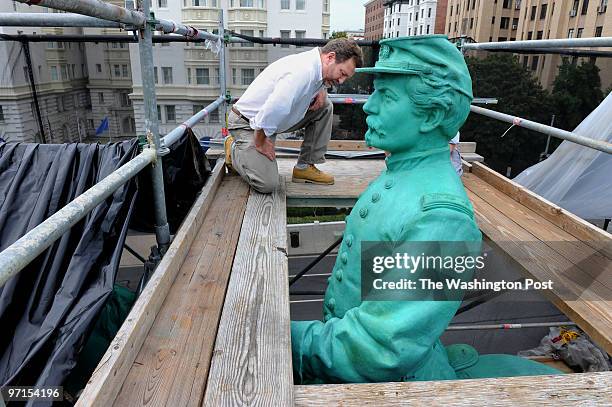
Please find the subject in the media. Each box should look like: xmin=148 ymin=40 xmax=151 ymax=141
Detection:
xmin=113 ymin=177 xmax=249 ymax=407
xmin=76 ymin=160 xmax=226 ymax=407
xmin=466 ymin=190 xmax=612 ymax=354
xmin=471 ymin=162 xmax=612 ymax=256
xmin=293 ymin=372 xmax=612 ymax=406
xmin=463 ymin=173 xmax=612 ymax=291
xmin=203 ymin=183 xmax=293 ymax=406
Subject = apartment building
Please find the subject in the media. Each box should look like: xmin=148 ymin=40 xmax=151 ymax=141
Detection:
xmin=383 ymin=0 xmax=448 ymax=38
xmin=365 ymin=0 xmax=385 ymax=40
xmin=445 ymin=0 xmax=611 ymax=89
xmin=0 ymin=2 xmax=93 ymax=143
xmin=130 ymin=0 xmax=330 ymax=139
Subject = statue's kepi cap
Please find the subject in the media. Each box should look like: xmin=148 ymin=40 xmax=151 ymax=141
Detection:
xmin=356 ymin=35 xmax=473 ymax=99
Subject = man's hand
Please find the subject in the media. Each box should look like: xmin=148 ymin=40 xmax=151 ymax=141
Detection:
xmin=308 ymin=89 xmax=327 ymax=111
xmin=253 ymin=129 xmax=275 ymax=161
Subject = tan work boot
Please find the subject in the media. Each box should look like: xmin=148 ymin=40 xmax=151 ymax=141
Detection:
xmin=224 ymin=135 xmax=235 ymax=172
xmin=292 ymin=164 xmax=334 ymax=185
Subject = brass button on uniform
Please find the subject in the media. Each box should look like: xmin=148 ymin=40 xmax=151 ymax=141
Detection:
xmin=384 ymin=178 xmax=394 ymax=189
xmin=371 ymin=192 xmax=381 ymax=203
xmin=345 ymin=234 xmax=354 ymax=247
xmin=359 ymin=207 xmax=368 ymax=218
xmin=340 ymin=252 xmax=348 ymax=264
xmin=335 ymin=268 xmax=343 ymax=282
xmin=327 ymin=298 xmax=336 ymax=310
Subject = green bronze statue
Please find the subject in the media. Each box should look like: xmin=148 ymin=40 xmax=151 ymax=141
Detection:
xmin=291 ymin=35 xmax=560 ymax=384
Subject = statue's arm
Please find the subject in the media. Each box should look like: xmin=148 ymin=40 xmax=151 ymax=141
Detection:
xmin=291 ymin=208 xmax=482 ymax=383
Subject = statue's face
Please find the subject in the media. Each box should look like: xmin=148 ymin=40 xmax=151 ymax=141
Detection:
xmin=363 ymin=74 xmax=421 ymax=153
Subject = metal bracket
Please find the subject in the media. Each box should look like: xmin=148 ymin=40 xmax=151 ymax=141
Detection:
xmin=137 ymin=245 xmax=163 ymax=295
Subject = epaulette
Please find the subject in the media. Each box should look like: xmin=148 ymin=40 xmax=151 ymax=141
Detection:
xmin=420 ymin=193 xmax=474 ymax=219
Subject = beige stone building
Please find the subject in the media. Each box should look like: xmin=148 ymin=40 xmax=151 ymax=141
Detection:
xmin=445 ymin=0 xmax=612 ymax=90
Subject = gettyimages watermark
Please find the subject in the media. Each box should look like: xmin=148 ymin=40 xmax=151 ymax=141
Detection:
xmin=360 ymin=241 xmax=611 ymax=301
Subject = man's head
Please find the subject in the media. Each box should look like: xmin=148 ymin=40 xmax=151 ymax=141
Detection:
xmin=357 ymin=35 xmax=473 ymax=154
xmin=320 ymin=38 xmax=363 ymax=87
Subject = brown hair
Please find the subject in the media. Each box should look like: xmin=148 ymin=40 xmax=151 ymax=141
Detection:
xmin=321 ymin=38 xmax=364 ymax=68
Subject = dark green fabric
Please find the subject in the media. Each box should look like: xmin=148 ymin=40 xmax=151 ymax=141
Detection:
xmin=63 ymin=284 xmax=136 ymax=395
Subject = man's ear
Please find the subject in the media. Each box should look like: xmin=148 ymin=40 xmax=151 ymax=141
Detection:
xmin=325 ymin=51 xmax=336 ymax=64
xmin=419 ymin=107 xmax=445 ymax=134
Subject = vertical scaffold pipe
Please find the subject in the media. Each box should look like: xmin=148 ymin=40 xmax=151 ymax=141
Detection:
xmin=137 ymin=0 xmax=171 ymax=254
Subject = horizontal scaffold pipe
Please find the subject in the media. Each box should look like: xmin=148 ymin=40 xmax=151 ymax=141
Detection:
xmin=14 ymin=0 xmax=145 ymax=27
xmin=446 ymin=321 xmax=577 ymax=331
xmin=155 ymin=18 xmax=223 ymax=42
xmin=327 ymin=95 xmax=499 ymax=105
xmin=0 ymin=33 xmax=221 ymax=43
xmin=485 ymin=47 xmax=612 ymax=58
xmin=0 ymin=148 xmax=156 ymax=288
xmin=470 ymin=105 xmax=612 ymax=154
xmin=0 ymin=12 xmax=122 ymax=28
xmin=161 ymin=96 xmax=225 ymax=148
xmin=227 ymin=31 xmax=380 ymax=46
xmin=463 ymin=36 xmax=612 ymax=51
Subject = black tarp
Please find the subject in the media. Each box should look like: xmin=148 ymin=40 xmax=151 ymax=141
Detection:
xmin=0 ymin=140 xmax=139 ymax=397
xmin=130 ymin=129 xmax=211 ymax=234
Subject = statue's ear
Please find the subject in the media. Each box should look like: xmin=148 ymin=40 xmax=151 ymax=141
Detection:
xmin=419 ymin=107 xmax=445 ymax=134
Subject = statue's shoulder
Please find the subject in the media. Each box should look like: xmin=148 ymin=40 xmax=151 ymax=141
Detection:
xmin=419 ymin=192 xmax=474 ymax=219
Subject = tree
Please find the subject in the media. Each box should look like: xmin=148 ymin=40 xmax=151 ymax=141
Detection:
xmin=461 ymin=54 xmax=553 ymax=176
xmin=550 ymin=59 xmax=604 ymax=132
xmin=330 ymin=31 xmax=347 ymax=39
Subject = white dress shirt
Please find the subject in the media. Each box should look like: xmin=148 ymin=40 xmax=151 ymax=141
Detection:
xmin=234 ymin=47 xmax=324 ymax=136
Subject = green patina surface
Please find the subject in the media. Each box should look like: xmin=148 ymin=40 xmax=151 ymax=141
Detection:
xmin=291 ymin=35 xmax=560 ymax=384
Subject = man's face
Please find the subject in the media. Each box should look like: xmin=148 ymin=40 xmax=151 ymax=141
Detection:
xmin=363 ymin=74 xmax=421 ymax=153
xmin=322 ymin=53 xmax=356 ymax=87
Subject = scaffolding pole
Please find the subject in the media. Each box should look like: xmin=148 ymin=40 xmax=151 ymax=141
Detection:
xmin=136 ymin=0 xmax=171 ymax=254
xmin=161 ymin=96 xmax=225 ymax=148
xmin=463 ymin=37 xmax=612 ymax=51
xmin=0 ymin=12 xmax=123 ymax=28
xmin=446 ymin=322 xmax=577 ymax=331
xmin=0 ymin=148 xmax=156 ymax=288
xmin=470 ymin=105 xmax=612 ymax=154
xmin=15 ymin=0 xmax=146 ymax=27
xmin=327 ymin=95 xmax=499 ymax=105
xmin=218 ymin=10 xmax=228 ymax=125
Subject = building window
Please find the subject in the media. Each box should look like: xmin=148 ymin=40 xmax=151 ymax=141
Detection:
xmin=187 ymin=68 xmax=192 ymax=84
xmin=166 ymin=105 xmax=176 ymax=122
xmin=568 ymin=28 xmax=575 ymax=38
xmin=241 ymin=68 xmax=255 ymax=85
xmin=595 ymin=26 xmax=603 ymax=37
xmin=99 ymin=92 xmax=104 ymax=104
xmin=577 ymin=27 xmax=583 ymax=38
xmin=523 ymin=56 xmax=529 ymax=69
xmin=323 ymin=0 xmax=329 ymax=13
xmin=61 ymin=65 xmax=68 ymax=80
xmin=582 ymin=0 xmax=589 ymax=14
xmin=530 ymin=5 xmax=537 ymax=20
xmin=540 ymin=3 xmax=548 ymax=18
xmin=209 ymin=106 xmax=219 ymax=123
xmin=537 ymin=30 xmax=543 ymax=39
xmin=50 ymin=66 xmax=58 ymax=81
xmin=500 ymin=17 xmax=510 ymax=29
xmin=162 ymin=67 xmax=173 ymax=84
xmin=428 ymin=8 xmax=432 ymax=17
xmin=513 ymin=17 xmax=519 ymax=29
xmin=154 ymin=67 xmax=158 ymax=84
xmin=214 ymin=68 xmax=220 ymax=85
xmin=531 ymin=55 xmax=539 ymax=70
xmin=232 ymin=68 xmax=237 ymax=84
xmin=193 ymin=104 xmax=204 ymax=115
xmin=120 ymin=92 xmax=131 ymax=107
xmin=114 ymin=64 xmax=121 ymax=77
xmin=426 ymin=24 xmax=430 ymax=34
xmin=492 ymin=16 xmax=495 ymax=24
xmin=281 ymin=0 xmax=289 ymax=10
xmin=96 ymin=64 xmax=102 ymax=73
xmin=241 ymin=29 xmax=255 ymax=47
xmin=122 ymin=64 xmax=129 ymax=77
xmin=158 ymin=0 xmax=167 ymax=7
xmin=0 ymin=106 xmax=4 ymax=122
xmin=157 ymin=105 xmax=162 ymax=121
xmin=527 ymin=31 xmax=533 ymax=40
xmin=239 ymin=0 xmax=253 ymax=6
xmin=296 ymin=0 xmax=305 ymax=10
xmin=571 ymin=0 xmax=580 ymax=14
xmin=502 ymin=0 xmax=512 ymax=8
xmin=196 ymin=68 xmax=210 ymax=84
xmin=295 ymin=30 xmax=306 ymax=48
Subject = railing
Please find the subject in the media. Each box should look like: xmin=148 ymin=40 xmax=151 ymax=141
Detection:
xmin=1 ymin=0 xmax=611 ymax=288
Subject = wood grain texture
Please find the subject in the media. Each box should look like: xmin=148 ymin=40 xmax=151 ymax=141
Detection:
xmin=471 ymin=162 xmax=612 ymax=256
xmin=113 ymin=176 xmax=249 ymax=407
xmin=294 ymin=372 xmax=612 ymax=406
xmin=77 ymin=160 xmax=226 ymax=407
xmin=203 ymin=182 xmax=293 ymax=406
xmin=465 ymin=188 xmax=612 ymax=355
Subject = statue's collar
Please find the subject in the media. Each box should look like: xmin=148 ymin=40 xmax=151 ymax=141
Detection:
xmin=385 ymin=146 xmax=451 ymax=173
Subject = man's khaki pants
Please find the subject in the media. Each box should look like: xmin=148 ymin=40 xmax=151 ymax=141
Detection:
xmin=227 ymin=97 xmax=332 ymax=193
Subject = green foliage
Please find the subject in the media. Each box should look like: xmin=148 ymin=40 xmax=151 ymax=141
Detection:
xmin=461 ymin=54 xmax=554 ymax=176
xmin=330 ymin=31 xmax=348 ymax=39
xmin=550 ymin=59 xmax=604 ymax=131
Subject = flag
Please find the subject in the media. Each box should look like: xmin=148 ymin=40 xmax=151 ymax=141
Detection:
xmin=95 ymin=117 xmax=109 ymax=136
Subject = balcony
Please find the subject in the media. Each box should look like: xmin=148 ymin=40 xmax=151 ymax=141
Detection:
xmin=227 ymin=8 xmax=267 ymax=27
xmin=182 ymin=7 xmax=221 ymax=25
xmin=228 ymin=47 xmax=267 ymax=63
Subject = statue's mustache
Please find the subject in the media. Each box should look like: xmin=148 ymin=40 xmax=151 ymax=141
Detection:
xmin=366 ymin=118 xmax=385 ymax=137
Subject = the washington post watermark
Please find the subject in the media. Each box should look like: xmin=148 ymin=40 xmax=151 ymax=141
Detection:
xmin=360 ymin=241 xmax=611 ymax=302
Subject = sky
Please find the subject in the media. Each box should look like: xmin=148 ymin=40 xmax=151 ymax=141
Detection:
xmin=330 ymin=0 xmax=366 ymax=32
